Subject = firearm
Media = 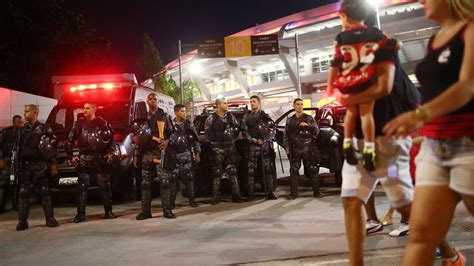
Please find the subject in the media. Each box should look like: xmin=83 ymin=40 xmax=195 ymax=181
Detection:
xmin=11 ymin=129 xmax=22 ymax=209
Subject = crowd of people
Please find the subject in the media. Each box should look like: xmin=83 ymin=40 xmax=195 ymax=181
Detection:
xmin=0 ymin=0 xmax=472 ymax=265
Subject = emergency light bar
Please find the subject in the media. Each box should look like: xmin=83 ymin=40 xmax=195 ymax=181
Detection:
xmin=70 ymin=83 xmax=117 ymax=92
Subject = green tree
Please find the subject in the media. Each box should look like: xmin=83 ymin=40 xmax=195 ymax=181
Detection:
xmin=137 ymin=32 xmax=200 ymax=104
xmin=138 ymin=33 xmax=164 ymax=80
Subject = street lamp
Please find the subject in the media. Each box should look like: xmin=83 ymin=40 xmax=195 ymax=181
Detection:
xmin=189 ymin=61 xmax=203 ymax=75
xmin=368 ymin=0 xmax=382 ymax=29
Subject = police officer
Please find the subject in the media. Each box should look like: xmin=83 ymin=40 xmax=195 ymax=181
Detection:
xmin=169 ymin=104 xmax=200 ymax=208
xmin=66 ymin=102 xmax=116 ymax=223
xmin=0 ymin=115 xmax=23 ymax=213
xmin=132 ymin=93 xmax=175 ymax=220
xmin=204 ymin=97 xmax=243 ymax=205
xmin=15 ymin=105 xmax=59 ymax=231
xmin=283 ymin=98 xmax=322 ymax=199
xmin=241 ymin=96 xmax=278 ymax=201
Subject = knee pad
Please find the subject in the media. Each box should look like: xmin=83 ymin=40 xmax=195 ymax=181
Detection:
xmin=77 ymin=182 xmax=88 ymax=192
xmin=40 ymin=185 xmax=50 ymax=196
xmin=305 ymin=164 xmax=319 ymax=176
xmin=161 ymin=178 xmax=171 ymax=190
xmin=212 ymin=167 xmax=223 ymax=179
xmin=141 ymin=180 xmax=152 ymax=190
xmin=19 ymin=186 xmax=30 ymax=197
xmin=226 ymin=166 xmax=237 ymax=177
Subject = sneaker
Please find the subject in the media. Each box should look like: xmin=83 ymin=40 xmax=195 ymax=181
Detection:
xmin=435 ymin=248 xmax=442 ymax=259
xmin=366 ymin=220 xmax=383 ymax=235
xmin=442 ymin=249 xmax=466 ymax=266
xmin=343 ymin=142 xmax=358 ymax=165
xmin=389 ymin=223 xmax=409 ymax=237
xmin=362 ymin=147 xmax=376 ymax=172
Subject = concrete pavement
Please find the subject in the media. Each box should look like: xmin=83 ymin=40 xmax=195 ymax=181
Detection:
xmin=1 ymin=181 xmax=473 ymax=265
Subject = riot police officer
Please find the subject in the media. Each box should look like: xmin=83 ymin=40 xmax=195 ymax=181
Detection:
xmin=131 ymin=93 xmax=175 ymax=220
xmin=241 ymin=96 xmax=278 ymax=201
xmin=0 ymin=115 xmax=23 ymax=213
xmin=15 ymin=105 xmax=59 ymax=231
xmin=169 ymin=104 xmax=200 ymax=208
xmin=204 ymin=97 xmax=243 ymax=205
xmin=66 ymin=102 xmax=116 ymax=223
xmin=283 ymin=98 xmax=322 ymax=199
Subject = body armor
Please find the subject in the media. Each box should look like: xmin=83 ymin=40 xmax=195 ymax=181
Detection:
xmin=283 ymin=113 xmax=322 ymax=199
xmin=14 ymin=121 xmax=58 ymax=230
xmin=205 ymin=112 xmax=240 ymax=145
xmin=66 ymin=117 xmax=114 ymax=156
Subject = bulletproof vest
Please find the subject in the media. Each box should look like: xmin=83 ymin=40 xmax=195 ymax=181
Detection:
xmin=149 ymin=108 xmax=174 ymax=150
xmin=1 ymin=126 xmax=18 ymax=158
xmin=209 ymin=113 xmax=239 ymax=143
xmin=288 ymin=114 xmax=317 ymax=148
xmin=75 ymin=117 xmax=113 ymax=153
xmin=20 ymin=122 xmax=54 ymax=161
xmin=245 ymin=111 xmax=275 ymax=141
xmin=169 ymin=120 xmax=197 ymax=153
xmin=38 ymin=134 xmax=58 ymax=161
xmin=244 ymin=111 xmax=262 ymax=139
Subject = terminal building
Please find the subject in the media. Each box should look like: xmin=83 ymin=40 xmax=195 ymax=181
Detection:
xmin=143 ymin=0 xmax=437 ymax=117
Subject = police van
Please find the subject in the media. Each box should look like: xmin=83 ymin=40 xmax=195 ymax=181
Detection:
xmin=47 ymin=74 xmax=175 ymax=198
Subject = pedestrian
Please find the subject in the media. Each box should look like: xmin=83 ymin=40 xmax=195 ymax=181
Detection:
xmin=169 ymin=104 xmax=201 ymax=208
xmin=327 ymin=0 xmax=401 ymax=172
xmin=0 ymin=115 xmax=23 ymax=213
xmin=204 ymin=97 xmax=243 ymax=204
xmin=15 ymin=105 xmax=59 ymax=231
xmin=240 ymin=95 xmax=278 ymax=201
xmin=66 ymin=102 xmax=116 ymax=222
xmin=283 ymin=98 xmax=321 ymax=199
xmin=131 ymin=93 xmax=176 ymax=220
xmin=335 ymin=0 xmax=458 ymax=264
xmin=383 ymin=0 xmax=474 ymax=264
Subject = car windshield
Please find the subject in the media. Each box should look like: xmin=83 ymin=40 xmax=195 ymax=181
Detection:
xmin=48 ymin=102 xmax=130 ymax=134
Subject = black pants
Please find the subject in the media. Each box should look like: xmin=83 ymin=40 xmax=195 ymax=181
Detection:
xmin=289 ymin=145 xmax=320 ymax=197
xmin=76 ymin=154 xmax=113 ymax=215
xmin=211 ymin=145 xmax=240 ymax=199
xmin=17 ymin=161 xmax=54 ymax=222
xmin=247 ymin=144 xmax=275 ymax=198
xmin=0 ymin=158 xmax=16 ymax=210
xmin=140 ymin=149 xmax=174 ymax=213
xmin=171 ymin=151 xmax=196 ymax=205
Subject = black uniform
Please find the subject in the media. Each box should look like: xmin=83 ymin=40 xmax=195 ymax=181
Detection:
xmin=169 ymin=118 xmax=201 ymax=208
xmin=14 ymin=121 xmax=59 ymax=230
xmin=66 ymin=116 xmax=116 ymax=222
xmin=0 ymin=126 xmax=19 ymax=212
xmin=240 ymin=110 xmax=277 ymax=201
xmin=132 ymin=108 xmax=176 ymax=220
xmin=283 ymin=113 xmax=321 ymax=199
xmin=204 ymin=112 xmax=243 ymax=204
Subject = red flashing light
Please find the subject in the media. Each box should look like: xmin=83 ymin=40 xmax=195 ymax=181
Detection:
xmin=70 ymin=83 xmax=117 ymax=92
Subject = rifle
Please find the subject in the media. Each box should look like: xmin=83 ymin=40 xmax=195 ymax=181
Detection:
xmin=11 ymin=128 xmax=22 ymax=209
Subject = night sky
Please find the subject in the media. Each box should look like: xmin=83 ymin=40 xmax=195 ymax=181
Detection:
xmin=64 ymin=0 xmax=337 ymax=78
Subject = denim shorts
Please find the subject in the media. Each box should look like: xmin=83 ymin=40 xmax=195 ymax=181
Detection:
xmin=415 ymin=137 xmax=474 ymax=196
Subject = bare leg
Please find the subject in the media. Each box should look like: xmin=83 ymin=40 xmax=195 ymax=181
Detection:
xmin=343 ymin=197 xmax=365 ymax=266
xmin=364 ymin=193 xmax=379 ymax=222
xmin=358 ymin=101 xmax=375 ymax=143
xmin=344 ymin=104 xmax=358 ymax=139
xmin=402 ymin=186 xmax=459 ymax=266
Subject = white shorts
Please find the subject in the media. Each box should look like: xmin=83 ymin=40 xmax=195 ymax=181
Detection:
xmin=415 ymin=137 xmax=474 ymax=196
xmin=340 ymin=137 xmax=414 ymax=208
